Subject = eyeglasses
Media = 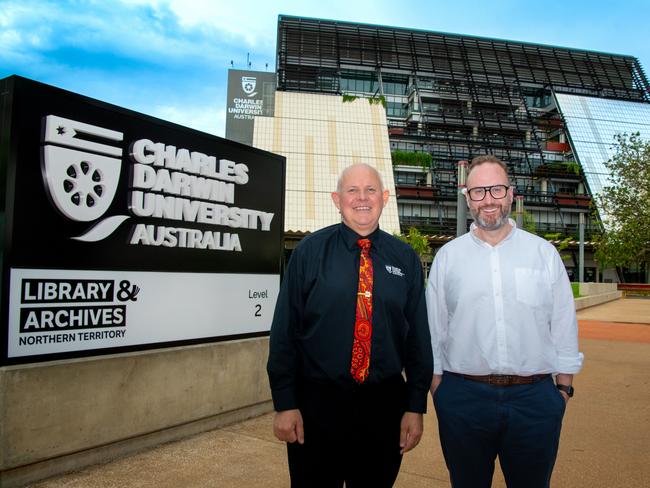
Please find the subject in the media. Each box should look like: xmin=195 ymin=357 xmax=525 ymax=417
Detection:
xmin=465 ymin=185 xmax=510 ymax=201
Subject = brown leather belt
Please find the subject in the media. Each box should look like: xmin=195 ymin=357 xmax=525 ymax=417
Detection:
xmin=448 ymin=371 xmax=550 ymax=386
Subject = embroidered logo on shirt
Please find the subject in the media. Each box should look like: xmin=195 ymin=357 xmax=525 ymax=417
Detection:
xmin=385 ymin=265 xmax=405 ymax=277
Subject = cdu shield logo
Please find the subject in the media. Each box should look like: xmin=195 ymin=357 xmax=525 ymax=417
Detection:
xmin=241 ymin=76 xmax=257 ymax=97
xmin=41 ymin=115 xmax=129 ymax=241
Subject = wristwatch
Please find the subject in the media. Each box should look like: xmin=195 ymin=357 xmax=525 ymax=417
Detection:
xmin=556 ymin=384 xmax=575 ymax=398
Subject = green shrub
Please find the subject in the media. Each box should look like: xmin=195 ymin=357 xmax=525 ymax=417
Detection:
xmin=368 ymin=95 xmax=386 ymax=108
xmin=571 ymin=282 xmax=580 ymax=298
xmin=537 ymin=161 xmax=581 ymax=175
xmin=342 ymin=94 xmax=385 ymax=108
xmin=394 ymin=227 xmax=432 ymax=263
xmin=391 ymin=150 xmax=432 ymax=169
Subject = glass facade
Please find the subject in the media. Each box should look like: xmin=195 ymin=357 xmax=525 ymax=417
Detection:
xmin=555 ymin=93 xmax=650 ymax=197
xmin=340 ymin=70 xmax=377 ymax=93
xmin=386 ymin=101 xmax=408 ymax=117
xmin=382 ymin=75 xmax=409 ymax=96
xmin=276 ymin=15 xmax=650 ymax=251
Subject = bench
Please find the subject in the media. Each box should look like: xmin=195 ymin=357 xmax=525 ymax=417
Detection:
xmin=617 ymin=284 xmax=650 ymax=298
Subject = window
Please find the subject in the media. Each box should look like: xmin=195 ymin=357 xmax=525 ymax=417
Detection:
xmin=395 ymin=172 xmax=418 ymax=185
xmin=383 ymin=75 xmax=409 ymax=95
xmin=340 ymin=70 xmax=377 ymax=93
xmin=387 ymin=101 xmax=408 ymax=117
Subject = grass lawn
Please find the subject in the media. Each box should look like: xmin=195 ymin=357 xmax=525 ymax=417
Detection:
xmin=571 ymin=282 xmax=580 ymax=298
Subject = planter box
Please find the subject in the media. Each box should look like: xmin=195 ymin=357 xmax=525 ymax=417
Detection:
xmin=546 ymin=141 xmax=570 ymax=152
xmin=554 ymin=194 xmax=591 ymax=207
xmin=396 ymin=185 xmax=436 ymax=199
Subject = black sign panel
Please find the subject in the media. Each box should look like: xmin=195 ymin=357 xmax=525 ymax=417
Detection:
xmin=225 ymin=69 xmax=276 ymax=145
xmin=0 ymin=75 xmax=286 ymax=364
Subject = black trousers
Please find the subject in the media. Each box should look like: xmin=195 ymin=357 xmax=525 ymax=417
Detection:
xmin=287 ymin=376 xmax=407 ymax=488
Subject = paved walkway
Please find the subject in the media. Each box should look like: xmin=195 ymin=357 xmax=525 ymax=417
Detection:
xmin=27 ymin=298 xmax=650 ymax=488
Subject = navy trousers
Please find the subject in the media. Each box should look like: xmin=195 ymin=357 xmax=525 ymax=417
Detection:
xmin=434 ymin=372 xmax=566 ymax=488
xmin=287 ymin=376 xmax=407 ymax=488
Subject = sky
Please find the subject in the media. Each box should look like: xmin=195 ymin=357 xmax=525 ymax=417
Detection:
xmin=2 ymin=0 xmax=649 ymax=137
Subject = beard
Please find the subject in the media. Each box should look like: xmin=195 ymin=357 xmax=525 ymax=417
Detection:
xmin=470 ymin=204 xmax=511 ymax=231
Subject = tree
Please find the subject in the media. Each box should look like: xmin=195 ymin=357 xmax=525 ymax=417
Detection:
xmin=521 ymin=209 xmax=537 ymax=234
xmin=595 ymin=132 xmax=650 ymax=282
xmin=394 ymin=227 xmax=432 ymax=274
xmin=544 ymin=233 xmax=572 ymax=262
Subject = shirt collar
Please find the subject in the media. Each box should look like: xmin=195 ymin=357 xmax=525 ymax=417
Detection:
xmin=469 ymin=218 xmax=517 ymax=248
xmin=339 ymin=222 xmax=382 ymax=251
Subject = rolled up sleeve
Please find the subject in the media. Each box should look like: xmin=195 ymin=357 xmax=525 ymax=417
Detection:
xmin=550 ymin=251 xmax=584 ymax=374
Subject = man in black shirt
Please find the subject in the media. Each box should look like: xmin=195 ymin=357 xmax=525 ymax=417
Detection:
xmin=267 ymin=163 xmax=433 ymax=487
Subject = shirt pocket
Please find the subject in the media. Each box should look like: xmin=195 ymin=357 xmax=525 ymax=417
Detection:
xmin=514 ymin=268 xmax=550 ymax=307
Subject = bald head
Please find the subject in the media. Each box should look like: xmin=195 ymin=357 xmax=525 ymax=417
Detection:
xmin=336 ymin=163 xmax=384 ymax=194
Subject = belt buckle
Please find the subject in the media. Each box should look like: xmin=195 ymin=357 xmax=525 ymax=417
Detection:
xmin=490 ymin=375 xmax=512 ymax=386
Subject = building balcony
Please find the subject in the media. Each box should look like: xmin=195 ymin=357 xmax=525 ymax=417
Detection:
xmin=399 ymin=216 xmax=458 ymax=235
xmin=407 ymin=112 xmax=422 ymax=123
xmin=395 ymin=184 xmax=437 ymax=200
xmin=535 ymin=117 xmax=564 ymax=128
xmin=534 ymin=162 xmax=582 ymax=179
xmin=545 ymin=141 xmax=570 ymax=152
xmin=515 ymin=191 xmax=556 ymax=206
xmin=553 ymin=193 xmax=592 ymax=207
xmin=534 ymin=222 xmax=599 ymax=241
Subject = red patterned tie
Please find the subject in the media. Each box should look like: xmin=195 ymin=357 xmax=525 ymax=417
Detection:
xmin=351 ymin=238 xmax=373 ymax=383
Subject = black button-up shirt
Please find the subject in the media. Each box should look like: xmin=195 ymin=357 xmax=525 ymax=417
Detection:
xmin=267 ymin=223 xmax=433 ymax=413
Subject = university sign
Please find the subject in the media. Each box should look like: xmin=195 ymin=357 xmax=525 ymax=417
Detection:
xmin=225 ymin=69 xmax=276 ymax=145
xmin=0 ymin=76 xmax=286 ymax=364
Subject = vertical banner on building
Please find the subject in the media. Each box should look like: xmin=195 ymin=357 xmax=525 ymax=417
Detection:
xmin=0 ymin=76 xmax=285 ymax=364
xmin=225 ymin=69 xmax=276 ymax=145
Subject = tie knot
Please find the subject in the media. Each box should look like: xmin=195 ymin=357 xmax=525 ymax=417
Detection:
xmin=357 ymin=238 xmax=371 ymax=252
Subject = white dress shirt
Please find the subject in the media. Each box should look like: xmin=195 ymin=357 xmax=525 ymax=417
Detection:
xmin=426 ymin=220 xmax=584 ymax=376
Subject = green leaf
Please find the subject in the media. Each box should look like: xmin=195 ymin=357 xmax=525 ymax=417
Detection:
xmin=595 ymin=132 xmax=650 ymax=276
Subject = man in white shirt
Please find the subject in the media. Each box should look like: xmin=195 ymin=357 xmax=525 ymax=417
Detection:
xmin=426 ymin=155 xmax=583 ymax=488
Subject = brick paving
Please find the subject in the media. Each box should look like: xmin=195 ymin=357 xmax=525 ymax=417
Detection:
xmin=27 ymin=298 xmax=650 ymax=488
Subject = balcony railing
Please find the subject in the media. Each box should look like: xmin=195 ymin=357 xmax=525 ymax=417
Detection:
xmin=399 ymin=216 xmax=600 ymax=240
xmin=396 ymin=185 xmax=437 ymax=199
xmin=533 ymin=162 xmax=582 ymax=179
xmin=399 ymin=216 xmax=459 ymax=235
xmin=553 ymin=193 xmax=592 ymax=207
xmin=545 ymin=141 xmax=570 ymax=152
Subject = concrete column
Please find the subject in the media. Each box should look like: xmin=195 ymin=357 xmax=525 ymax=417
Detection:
xmin=456 ymin=160 xmax=468 ymax=236
xmin=515 ymin=195 xmax=524 ymax=228
xmin=579 ymin=212 xmax=585 ymax=283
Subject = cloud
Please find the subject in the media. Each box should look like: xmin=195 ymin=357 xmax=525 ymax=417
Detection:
xmin=0 ymin=3 xmax=54 ymax=63
xmin=154 ymin=0 xmax=278 ymax=47
xmin=0 ymin=0 xmax=261 ymax=72
xmin=119 ymin=0 xmax=280 ymax=53
xmin=151 ymin=103 xmax=227 ymax=137
xmin=3 ymin=0 xmax=648 ymax=147
xmin=120 ymin=0 xmax=400 ymax=61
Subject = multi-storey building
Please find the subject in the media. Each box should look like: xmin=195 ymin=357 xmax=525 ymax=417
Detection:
xmin=274 ymin=15 xmax=650 ymax=279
